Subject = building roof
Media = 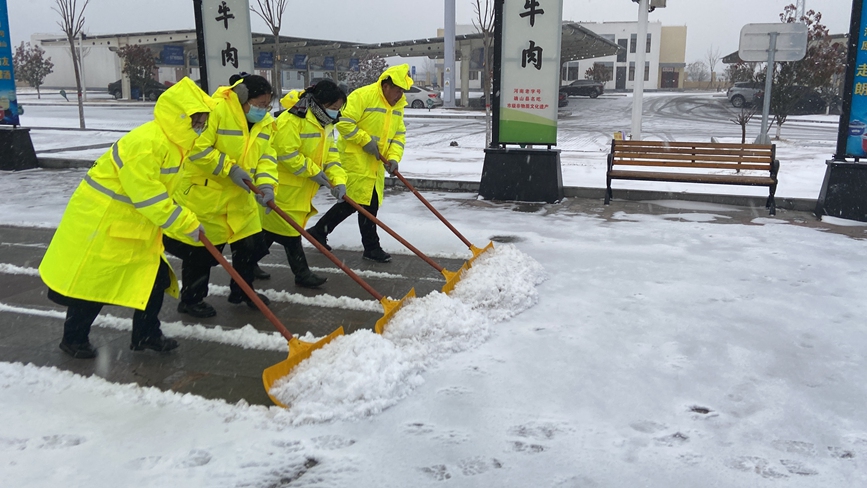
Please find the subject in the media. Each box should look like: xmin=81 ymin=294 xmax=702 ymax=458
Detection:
xmin=35 ymin=23 xmax=619 ymax=66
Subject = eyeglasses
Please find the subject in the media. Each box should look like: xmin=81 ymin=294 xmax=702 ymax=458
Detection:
xmin=249 ymin=100 xmax=272 ymax=109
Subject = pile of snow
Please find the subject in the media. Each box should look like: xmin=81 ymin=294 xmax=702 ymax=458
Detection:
xmin=268 ymin=244 xmax=546 ymax=424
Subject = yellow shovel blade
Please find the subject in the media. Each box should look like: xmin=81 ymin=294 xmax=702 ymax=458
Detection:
xmin=374 ymin=288 xmax=416 ymax=335
xmin=467 ymin=241 xmax=495 ymax=268
xmin=440 ymin=263 xmax=468 ymax=294
xmin=262 ymin=326 xmax=345 ymax=408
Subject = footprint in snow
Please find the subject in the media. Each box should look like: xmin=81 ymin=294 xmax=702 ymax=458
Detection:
xmin=629 ymin=420 xmax=667 ymax=434
xmin=173 ymin=449 xmax=212 ymax=468
xmin=124 ymin=456 xmax=162 ymax=471
xmin=311 ymin=435 xmax=355 ymax=450
xmin=0 ymin=436 xmax=28 ymax=451
xmin=36 ymin=434 xmax=85 ymax=449
xmin=828 ymin=446 xmax=856 ymax=459
xmin=511 ymin=440 xmax=546 ymax=453
xmin=771 ymin=439 xmax=817 ymax=456
xmin=725 ymin=456 xmax=788 ymax=479
xmin=271 ymin=439 xmax=305 ymax=453
xmin=654 ymin=432 xmax=690 ymax=447
xmin=437 ymin=386 xmax=472 ymax=396
xmin=419 ymin=464 xmax=451 ymax=481
xmin=457 ymin=456 xmax=502 ymax=476
xmin=780 ymin=459 xmax=818 ymax=476
xmin=509 ymin=421 xmax=567 ymax=440
xmin=403 ymin=422 xmax=435 ymax=436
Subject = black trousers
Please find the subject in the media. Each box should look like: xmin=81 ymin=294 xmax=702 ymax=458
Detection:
xmin=47 ymin=259 xmax=171 ymax=345
xmin=163 ymin=232 xmax=268 ymax=304
xmin=310 ymin=188 xmax=381 ymax=251
xmin=263 ymin=231 xmax=310 ymax=278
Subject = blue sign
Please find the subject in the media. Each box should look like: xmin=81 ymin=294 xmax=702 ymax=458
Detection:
xmin=847 ymin=4 xmax=867 ymax=157
xmin=411 ymin=65 xmax=416 ymax=75
xmin=256 ymin=51 xmax=273 ymax=69
xmin=161 ymin=45 xmax=185 ymax=66
xmin=323 ymin=56 xmax=335 ymax=70
xmin=349 ymin=58 xmax=359 ymax=72
xmin=293 ymin=54 xmax=307 ymax=69
xmin=0 ymin=0 xmax=19 ymax=126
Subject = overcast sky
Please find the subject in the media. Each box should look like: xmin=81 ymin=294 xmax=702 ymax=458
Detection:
xmin=9 ymin=0 xmax=852 ymax=66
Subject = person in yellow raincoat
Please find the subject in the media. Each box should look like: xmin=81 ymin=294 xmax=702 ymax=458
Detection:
xmin=259 ymin=79 xmax=347 ymax=288
xmin=163 ymin=73 xmax=278 ymax=318
xmin=39 ymin=77 xmax=213 ymax=359
xmin=306 ymin=64 xmax=412 ymax=263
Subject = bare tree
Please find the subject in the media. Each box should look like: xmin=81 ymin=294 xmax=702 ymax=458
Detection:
xmin=471 ymin=0 xmax=494 ymax=145
xmin=705 ymin=45 xmax=721 ymax=90
xmin=52 ymin=0 xmax=89 ymax=129
xmin=250 ymin=0 xmax=289 ymax=99
xmin=729 ymin=106 xmax=756 ymax=145
xmin=686 ymin=61 xmax=709 ymax=83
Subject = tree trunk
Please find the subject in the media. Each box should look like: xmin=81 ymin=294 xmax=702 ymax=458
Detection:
xmin=36 ymin=85 xmax=41 ymax=99
xmin=67 ymin=35 xmax=85 ymax=129
xmin=272 ymin=30 xmax=281 ymax=99
xmin=741 ymin=124 xmax=746 ymax=144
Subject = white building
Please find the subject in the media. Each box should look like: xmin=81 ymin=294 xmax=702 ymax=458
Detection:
xmin=564 ymin=21 xmax=687 ymax=91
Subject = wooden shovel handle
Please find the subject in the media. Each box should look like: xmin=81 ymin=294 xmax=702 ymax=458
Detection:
xmin=199 ymin=233 xmax=294 ymax=342
xmin=246 ymin=180 xmax=385 ymax=301
xmin=377 ymin=154 xmax=474 ymax=249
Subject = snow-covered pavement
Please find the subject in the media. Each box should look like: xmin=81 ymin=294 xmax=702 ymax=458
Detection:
xmin=2 ymin=93 xmax=864 ymax=487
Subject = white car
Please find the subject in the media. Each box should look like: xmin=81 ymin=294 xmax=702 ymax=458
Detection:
xmin=404 ymin=86 xmax=443 ymax=109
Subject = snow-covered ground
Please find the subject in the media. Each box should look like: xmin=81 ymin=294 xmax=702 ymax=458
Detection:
xmin=2 ymin=93 xmax=865 ymax=487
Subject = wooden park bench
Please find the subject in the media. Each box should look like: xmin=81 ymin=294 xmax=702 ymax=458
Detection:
xmin=605 ymin=140 xmax=780 ymax=215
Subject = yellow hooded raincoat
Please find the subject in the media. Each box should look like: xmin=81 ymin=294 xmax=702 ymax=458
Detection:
xmin=39 ymin=77 xmax=214 ymax=310
xmin=263 ymin=90 xmax=347 ymax=236
xmin=335 ymin=64 xmax=412 ymax=206
xmin=168 ymin=82 xmax=278 ymax=245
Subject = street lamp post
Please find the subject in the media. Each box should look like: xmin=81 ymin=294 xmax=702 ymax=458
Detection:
xmin=629 ymin=0 xmax=664 ymax=141
xmin=631 ymin=0 xmax=649 ymax=141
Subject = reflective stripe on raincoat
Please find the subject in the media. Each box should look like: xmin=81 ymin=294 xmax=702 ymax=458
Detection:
xmin=168 ymin=82 xmax=278 ymax=245
xmin=263 ymin=90 xmax=347 ymax=237
xmin=39 ymin=77 xmax=213 ymax=309
xmin=335 ymin=64 xmax=412 ymax=206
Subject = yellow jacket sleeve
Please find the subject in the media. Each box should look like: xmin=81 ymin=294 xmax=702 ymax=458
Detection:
xmin=186 ymin=110 xmax=236 ymax=178
xmin=335 ymin=91 xmax=373 ymax=148
xmin=275 ymin=115 xmax=321 ymax=179
xmin=254 ymin=130 xmax=279 ymax=189
xmin=323 ymin=130 xmax=347 ymax=185
xmin=386 ymin=115 xmax=406 ymax=163
xmin=113 ymin=138 xmax=199 ymax=235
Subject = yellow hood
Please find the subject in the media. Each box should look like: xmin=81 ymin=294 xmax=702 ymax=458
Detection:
xmin=153 ymin=77 xmax=215 ymax=151
xmin=280 ymin=90 xmax=304 ymax=110
xmin=379 ymin=64 xmax=414 ymax=90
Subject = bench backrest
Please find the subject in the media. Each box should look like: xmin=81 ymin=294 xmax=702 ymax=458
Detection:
xmin=610 ymin=140 xmax=775 ymax=172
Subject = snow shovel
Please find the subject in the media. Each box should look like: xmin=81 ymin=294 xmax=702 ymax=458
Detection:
xmin=378 ymin=155 xmax=494 ymax=267
xmin=246 ymin=181 xmax=415 ymax=335
xmin=198 ymin=233 xmax=343 ymax=408
xmin=340 ymin=193 xmax=467 ymax=294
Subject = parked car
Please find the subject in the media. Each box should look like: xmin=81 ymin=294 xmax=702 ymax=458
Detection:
xmin=108 ymin=79 xmax=167 ymax=101
xmin=558 ymin=90 xmax=568 ymax=107
xmin=726 ymin=81 xmax=762 ymax=108
xmin=404 ymin=86 xmax=443 ymax=108
xmin=753 ymin=85 xmax=827 ymax=115
xmin=560 ymin=79 xmax=604 ymax=98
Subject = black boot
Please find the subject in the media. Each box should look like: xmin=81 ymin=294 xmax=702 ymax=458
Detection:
xmin=228 ymin=290 xmax=271 ymax=308
xmin=130 ymin=334 xmax=179 ymax=352
xmin=59 ymin=341 xmax=97 ymax=359
xmin=285 ymin=236 xmax=327 ymax=288
xmin=305 ymin=226 xmax=332 ymax=252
